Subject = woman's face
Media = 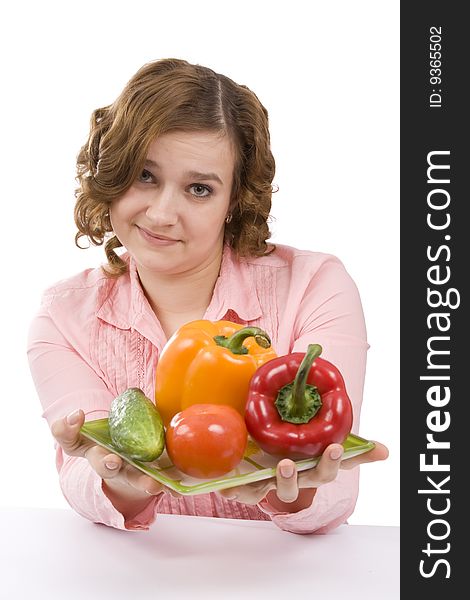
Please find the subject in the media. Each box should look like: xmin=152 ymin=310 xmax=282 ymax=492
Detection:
xmin=110 ymin=130 xmax=235 ymax=276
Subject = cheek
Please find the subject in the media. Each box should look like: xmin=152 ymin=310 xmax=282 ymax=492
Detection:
xmin=108 ymin=207 xmax=122 ymax=232
xmin=187 ymin=211 xmax=226 ymax=238
xmin=110 ymin=194 xmax=140 ymax=224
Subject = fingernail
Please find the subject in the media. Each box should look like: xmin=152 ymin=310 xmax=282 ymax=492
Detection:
xmin=66 ymin=410 xmax=81 ymax=425
xmin=105 ymin=462 xmax=119 ymax=470
xmin=280 ymin=463 xmax=294 ymax=478
xmin=330 ymin=447 xmax=343 ymax=460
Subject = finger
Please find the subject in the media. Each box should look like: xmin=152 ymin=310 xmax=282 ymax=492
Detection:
xmin=298 ymin=444 xmax=343 ymax=488
xmin=85 ymin=446 xmax=123 ymax=479
xmin=84 ymin=445 xmax=181 ymax=498
xmin=145 ymin=478 xmax=182 ymax=499
xmin=275 ymin=459 xmax=299 ymax=503
xmin=218 ymin=479 xmax=275 ymax=504
xmin=163 ymin=488 xmax=184 ymax=499
xmin=340 ymin=441 xmax=389 ymax=470
xmin=314 ymin=444 xmax=343 ymax=483
xmin=217 ymin=488 xmax=239 ymax=501
xmin=50 ymin=410 xmax=87 ymax=456
xmin=120 ymin=464 xmax=182 ymax=498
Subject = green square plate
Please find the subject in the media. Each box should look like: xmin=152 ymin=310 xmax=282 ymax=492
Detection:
xmin=80 ymin=418 xmax=375 ymax=495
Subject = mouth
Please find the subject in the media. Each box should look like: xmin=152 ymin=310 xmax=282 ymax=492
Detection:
xmin=137 ymin=226 xmax=180 ymax=242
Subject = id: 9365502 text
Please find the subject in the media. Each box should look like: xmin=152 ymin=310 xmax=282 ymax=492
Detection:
xmin=429 ymin=26 xmax=443 ymax=108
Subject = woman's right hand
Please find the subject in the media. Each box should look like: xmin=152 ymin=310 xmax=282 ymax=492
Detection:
xmin=50 ymin=409 xmax=181 ymax=500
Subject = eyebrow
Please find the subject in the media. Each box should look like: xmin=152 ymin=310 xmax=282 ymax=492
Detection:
xmin=144 ymin=159 xmax=224 ymax=185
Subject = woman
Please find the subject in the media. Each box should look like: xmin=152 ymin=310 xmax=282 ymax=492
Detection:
xmin=27 ymin=58 xmax=388 ymax=533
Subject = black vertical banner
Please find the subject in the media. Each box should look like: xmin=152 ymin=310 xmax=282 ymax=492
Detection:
xmin=401 ymin=2 xmax=467 ymax=596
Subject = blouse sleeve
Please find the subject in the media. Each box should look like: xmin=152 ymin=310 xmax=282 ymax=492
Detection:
xmin=26 ymin=303 xmax=163 ymax=531
xmin=258 ymin=257 xmax=369 ymax=534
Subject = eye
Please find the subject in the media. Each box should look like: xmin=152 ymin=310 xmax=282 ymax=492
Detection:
xmin=137 ymin=169 xmax=154 ymax=184
xmin=189 ymin=184 xmax=213 ymax=198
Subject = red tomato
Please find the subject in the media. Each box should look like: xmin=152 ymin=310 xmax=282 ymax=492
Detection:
xmin=165 ymin=404 xmax=248 ymax=478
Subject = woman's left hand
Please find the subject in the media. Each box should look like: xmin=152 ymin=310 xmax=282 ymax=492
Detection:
xmin=217 ymin=441 xmax=389 ymax=507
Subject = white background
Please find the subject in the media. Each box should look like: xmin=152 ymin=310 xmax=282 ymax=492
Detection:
xmin=1 ymin=1 xmax=399 ymax=526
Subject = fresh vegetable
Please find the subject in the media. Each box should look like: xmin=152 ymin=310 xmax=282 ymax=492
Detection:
xmin=155 ymin=319 xmax=277 ymax=427
xmin=165 ymin=404 xmax=248 ymax=478
xmin=108 ymin=387 xmax=165 ymax=462
xmin=244 ymin=344 xmax=353 ymax=459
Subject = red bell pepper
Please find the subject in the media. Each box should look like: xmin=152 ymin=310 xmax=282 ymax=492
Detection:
xmin=244 ymin=344 xmax=353 ymax=459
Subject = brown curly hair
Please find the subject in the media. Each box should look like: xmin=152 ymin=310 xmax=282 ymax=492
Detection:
xmin=74 ymin=58 xmax=277 ymax=277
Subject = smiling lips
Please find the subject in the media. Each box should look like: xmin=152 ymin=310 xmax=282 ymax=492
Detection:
xmin=137 ymin=226 xmax=180 ymax=245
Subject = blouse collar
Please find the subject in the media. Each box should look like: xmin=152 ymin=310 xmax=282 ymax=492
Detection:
xmin=96 ymin=244 xmax=263 ymax=337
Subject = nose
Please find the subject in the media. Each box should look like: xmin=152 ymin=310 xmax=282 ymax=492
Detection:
xmin=144 ymin=187 xmax=178 ymax=227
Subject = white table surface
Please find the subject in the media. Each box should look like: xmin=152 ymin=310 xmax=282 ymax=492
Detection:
xmin=1 ymin=508 xmax=399 ymax=600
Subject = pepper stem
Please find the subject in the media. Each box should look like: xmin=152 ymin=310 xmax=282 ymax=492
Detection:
xmin=214 ymin=327 xmax=271 ymax=355
xmin=292 ymin=344 xmax=322 ymax=404
xmin=275 ymin=344 xmax=323 ymax=424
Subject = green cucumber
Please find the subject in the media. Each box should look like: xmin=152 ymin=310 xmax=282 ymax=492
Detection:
xmin=108 ymin=388 xmax=165 ymax=462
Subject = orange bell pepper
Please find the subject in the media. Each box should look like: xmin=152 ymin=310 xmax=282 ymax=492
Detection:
xmin=155 ymin=320 xmax=277 ymax=427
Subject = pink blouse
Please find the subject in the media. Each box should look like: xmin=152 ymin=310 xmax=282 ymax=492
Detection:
xmin=27 ymin=243 xmax=369 ymax=534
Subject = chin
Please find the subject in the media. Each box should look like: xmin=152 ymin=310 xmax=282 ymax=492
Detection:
xmin=139 ymin=251 xmax=192 ymax=274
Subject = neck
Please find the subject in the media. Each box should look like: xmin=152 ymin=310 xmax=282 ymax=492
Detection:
xmin=135 ymin=248 xmax=224 ymax=322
